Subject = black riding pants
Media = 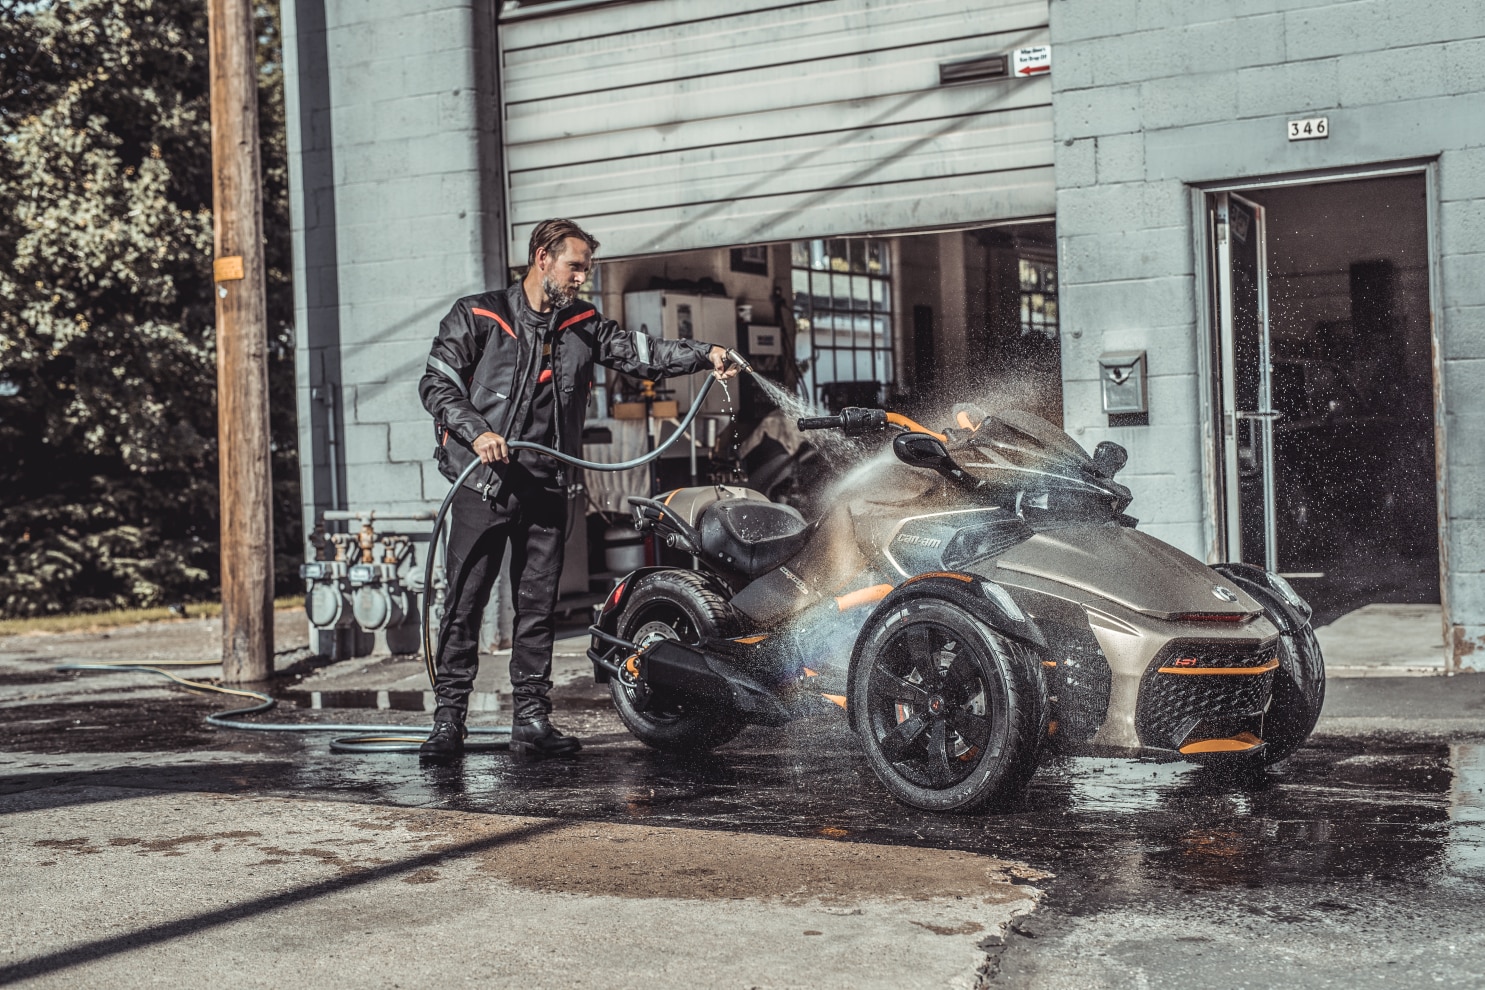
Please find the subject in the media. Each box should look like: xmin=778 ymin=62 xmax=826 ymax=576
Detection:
xmin=433 ymin=481 xmax=568 ymax=722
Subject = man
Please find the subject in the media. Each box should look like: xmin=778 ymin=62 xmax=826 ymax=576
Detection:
xmin=418 ymin=218 xmax=738 ymax=760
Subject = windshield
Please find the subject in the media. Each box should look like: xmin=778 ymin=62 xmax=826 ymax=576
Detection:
xmin=956 ymin=407 xmax=1098 ymax=475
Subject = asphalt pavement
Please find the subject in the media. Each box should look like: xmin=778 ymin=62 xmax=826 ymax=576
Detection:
xmin=1 ymin=612 xmax=1483 ymax=988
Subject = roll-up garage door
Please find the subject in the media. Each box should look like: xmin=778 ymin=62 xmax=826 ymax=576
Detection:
xmin=498 ymin=0 xmax=1053 ymax=260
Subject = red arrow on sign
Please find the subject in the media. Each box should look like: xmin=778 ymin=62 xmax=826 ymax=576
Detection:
xmin=1017 ymin=64 xmax=1050 ymax=75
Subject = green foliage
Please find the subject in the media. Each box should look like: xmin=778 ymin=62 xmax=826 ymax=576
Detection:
xmin=0 ymin=0 xmax=299 ymax=616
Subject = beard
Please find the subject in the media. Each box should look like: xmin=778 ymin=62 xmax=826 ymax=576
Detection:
xmin=542 ymin=275 xmax=575 ymax=309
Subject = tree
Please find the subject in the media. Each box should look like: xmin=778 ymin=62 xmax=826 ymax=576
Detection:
xmin=0 ymin=0 xmax=298 ymax=616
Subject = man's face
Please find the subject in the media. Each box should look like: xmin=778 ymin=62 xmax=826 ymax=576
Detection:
xmin=537 ymin=237 xmax=593 ymax=308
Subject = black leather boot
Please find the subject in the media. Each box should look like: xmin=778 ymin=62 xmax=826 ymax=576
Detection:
xmin=420 ymin=717 xmax=466 ymax=761
xmin=510 ymin=714 xmax=582 ymax=759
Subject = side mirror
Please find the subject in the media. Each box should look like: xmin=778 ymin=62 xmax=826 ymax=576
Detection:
xmin=1093 ymin=441 xmax=1128 ymax=478
xmin=893 ymin=432 xmax=953 ymax=470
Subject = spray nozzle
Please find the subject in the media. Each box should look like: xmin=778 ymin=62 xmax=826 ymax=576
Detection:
xmin=724 ymin=347 xmax=754 ymax=376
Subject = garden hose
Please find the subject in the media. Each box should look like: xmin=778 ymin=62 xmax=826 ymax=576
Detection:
xmin=59 ymin=361 xmax=742 ymax=755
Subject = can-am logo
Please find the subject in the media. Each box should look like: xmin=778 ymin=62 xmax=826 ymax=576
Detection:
xmin=895 ymin=533 xmax=943 ymax=549
xmin=1211 ymin=585 xmax=1239 ymax=602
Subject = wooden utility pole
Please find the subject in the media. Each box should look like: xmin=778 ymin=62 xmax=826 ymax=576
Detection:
xmin=208 ymin=0 xmax=273 ymax=683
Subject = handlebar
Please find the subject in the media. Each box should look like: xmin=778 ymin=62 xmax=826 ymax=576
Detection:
xmin=797 ymin=416 xmax=841 ymax=431
xmin=796 ymin=407 xmax=888 ymax=435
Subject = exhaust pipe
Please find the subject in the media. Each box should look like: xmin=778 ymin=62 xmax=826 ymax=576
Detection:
xmin=640 ymin=639 xmax=791 ymax=726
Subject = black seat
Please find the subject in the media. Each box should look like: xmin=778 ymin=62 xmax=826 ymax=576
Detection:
xmin=697 ymin=500 xmax=812 ymax=579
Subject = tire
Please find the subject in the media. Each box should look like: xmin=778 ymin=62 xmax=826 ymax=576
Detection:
xmin=849 ymin=597 xmax=1048 ymax=813
xmin=1261 ymin=623 xmax=1326 ymax=766
xmin=610 ymin=569 xmax=746 ymax=753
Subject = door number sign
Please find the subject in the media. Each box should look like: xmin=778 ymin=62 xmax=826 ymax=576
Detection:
xmin=1287 ymin=116 xmax=1328 ymax=141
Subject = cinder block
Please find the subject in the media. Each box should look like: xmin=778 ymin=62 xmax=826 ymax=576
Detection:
xmin=406 ymin=129 xmax=481 ymax=176
xmin=401 ymin=49 xmax=480 ymax=97
xmin=1058 ymin=274 xmax=1196 ymax=329
xmin=1445 ymin=567 xmax=1485 ymax=621
xmin=1291 ymin=0 xmax=1485 ymax=60
xmin=1057 ymin=137 xmax=1098 ymax=188
xmin=1441 ymin=306 xmax=1485 ymax=360
xmin=1450 ymin=518 xmax=1485 ymax=560
xmin=389 ymin=418 xmax=435 ymax=463
xmin=1235 ymin=57 xmax=1340 ymax=119
xmin=1443 ymin=356 xmax=1485 ymax=417
xmin=334 ymin=137 xmax=411 ymax=185
xmin=1443 ymin=37 xmax=1485 ymax=98
xmin=1441 ymin=252 xmax=1485 ymax=307
xmin=1336 ymin=43 xmax=1455 ymax=109
xmin=344 ymin=460 xmax=426 ymax=508
xmin=1439 ymin=200 xmax=1485 ymax=257
xmin=1141 ymin=76 xmax=1238 ymax=130
xmin=332 ymin=55 xmax=409 ymax=108
xmin=1440 ymin=147 xmax=1485 ymax=204
xmin=354 ymin=378 xmax=423 ymax=424
xmin=1054 ymin=182 xmax=1144 ymax=237
xmin=1049 ymin=0 xmax=1142 ymax=43
xmin=371 ymin=94 xmax=444 ymax=142
xmin=340 ymin=340 xmax=424 ymax=386
xmin=1136 ymin=0 xmax=1332 ymax=32
xmin=1096 ymin=131 xmax=1145 ymax=183
xmin=1059 ymin=226 xmax=1193 ymax=284
xmin=342 ymin=421 xmax=390 ymax=466
xmin=1121 ymin=471 xmax=1206 ymax=525
xmin=1053 ymin=82 xmax=1143 ymax=140
xmin=1099 ymin=320 xmax=1202 ymax=370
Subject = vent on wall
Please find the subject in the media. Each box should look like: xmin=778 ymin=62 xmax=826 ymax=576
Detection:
xmin=938 ymin=54 xmax=1008 ymax=85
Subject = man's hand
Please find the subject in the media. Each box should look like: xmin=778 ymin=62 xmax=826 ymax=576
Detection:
xmin=473 ymin=431 xmax=509 ymax=464
xmin=708 ymin=345 xmax=741 ymax=380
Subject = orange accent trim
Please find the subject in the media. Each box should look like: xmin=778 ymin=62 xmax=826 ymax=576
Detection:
xmin=472 ymin=307 xmax=516 ymax=339
xmin=955 ymin=410 xmax=980 ymax=431
xmin=441 ymin=429 xmax=449 ymax=447
xmin=1041 ymin=660 xmax=1057 ymax=668
xmin=557 ymin=308 xmax=596 ymax=331
xmin=802 ymin=667 xmax=818 ymax=677
xmin=1047 ymin=720 xmax=1059 ymax=735
xmin=538 ymin=368 xmax=553 ymax=384
xmin=885 ymin=412 xmax=947 ymax=442
xmin=822 ymin=693 xmax=848 ymax=711
xmin=733 ymin=634 xmax=769 ymax=645
xmin=1158 ymin=658 xmax=1279 ymax=676
xmin=834 ymin=583 xmax=893 ymax=611
xmin=903 ymin=571 xmax=975 ymax=585
xmin=1179 ymin=731 xmax=1264 ymax=755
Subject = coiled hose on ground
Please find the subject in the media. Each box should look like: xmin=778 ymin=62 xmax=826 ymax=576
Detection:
xmin=60 ymin=369 xmax=733 ymax=755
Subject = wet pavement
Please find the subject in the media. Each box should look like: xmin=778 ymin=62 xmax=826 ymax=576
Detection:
xmin=3 ymin=625 xmax=1485 ymax=986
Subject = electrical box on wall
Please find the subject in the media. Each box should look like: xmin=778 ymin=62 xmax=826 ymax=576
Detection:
xmin=1098 ymin=351 xmax=1147 ymax=415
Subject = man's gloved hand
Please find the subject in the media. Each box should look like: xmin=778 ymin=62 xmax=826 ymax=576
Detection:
xmin=473 ymin=432 xmax=510 ymax=464
xmin=708 ymin=345 xmax=741 ymax=380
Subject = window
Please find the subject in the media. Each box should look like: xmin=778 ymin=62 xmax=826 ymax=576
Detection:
xmin=791 ymin=238 xmax=893 ymax=406
xmin=1018 ymin=258 xmax=1058 ymax=340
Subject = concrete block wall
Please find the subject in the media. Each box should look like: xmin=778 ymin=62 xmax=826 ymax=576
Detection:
xmin=1050 ymin=0 xmax=1485 ymax=657
xmin=283 ymin=0 xmax=502 ymax=539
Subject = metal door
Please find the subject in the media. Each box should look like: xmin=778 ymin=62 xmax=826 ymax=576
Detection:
xmin=1211 ymin=192 xmax=1278 ymax=570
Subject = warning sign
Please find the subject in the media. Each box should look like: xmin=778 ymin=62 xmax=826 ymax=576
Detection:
xmin=1012 ymin=46 xmax=1051 ymax=78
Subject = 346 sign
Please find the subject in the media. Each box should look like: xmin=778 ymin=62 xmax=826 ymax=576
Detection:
xmin=1287 ymin=116 xmax=1329 ymax=141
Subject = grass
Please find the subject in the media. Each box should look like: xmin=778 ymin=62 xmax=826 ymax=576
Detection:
xmin=0 ymin=596 xmax=305 ymax=637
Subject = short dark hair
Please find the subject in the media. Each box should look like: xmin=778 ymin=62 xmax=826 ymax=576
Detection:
xmin=527 ymin=218 xmax=599 ymax=266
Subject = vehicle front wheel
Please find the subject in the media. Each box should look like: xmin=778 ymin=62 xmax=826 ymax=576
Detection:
xmin=850 ymin=597 xmax=1047 ymax=813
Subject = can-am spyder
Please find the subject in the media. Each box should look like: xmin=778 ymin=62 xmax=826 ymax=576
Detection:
xmin=587 ymin=404 xmax=1325 ymax=813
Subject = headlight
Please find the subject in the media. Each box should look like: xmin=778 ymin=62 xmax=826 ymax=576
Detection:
xmin=1267 ymin=573 xmax=1312 ymax=620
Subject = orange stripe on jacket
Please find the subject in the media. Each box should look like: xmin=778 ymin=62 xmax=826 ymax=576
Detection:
xmin=558 ymin=309 xmax=596 ymax=332
xmin=538 ymin=368 xmax=553 ymax=384
xmin=471 ymin=307 xmax=515 ymax=339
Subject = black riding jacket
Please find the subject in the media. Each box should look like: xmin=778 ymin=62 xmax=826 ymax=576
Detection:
xmin=420 ymin=281 xmax=715 ymax=497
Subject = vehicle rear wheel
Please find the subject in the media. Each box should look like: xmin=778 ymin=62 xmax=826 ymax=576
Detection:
xmin=611 ymin=570 xmax=746 ymax=753
xmin=850 ymin=597 xmax=1047 ymax=813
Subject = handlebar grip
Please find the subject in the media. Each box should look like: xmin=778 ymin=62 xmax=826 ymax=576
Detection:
xmin=797 ymin=416 xmax=842 ymax=431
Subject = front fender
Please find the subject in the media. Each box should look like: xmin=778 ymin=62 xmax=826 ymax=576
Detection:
xmin=844 ymin=573 xmax=1045 ymax=731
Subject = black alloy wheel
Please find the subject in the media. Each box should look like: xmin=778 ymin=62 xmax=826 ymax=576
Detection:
xmin=851 ymin=597 xmax=1046 ymax=813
